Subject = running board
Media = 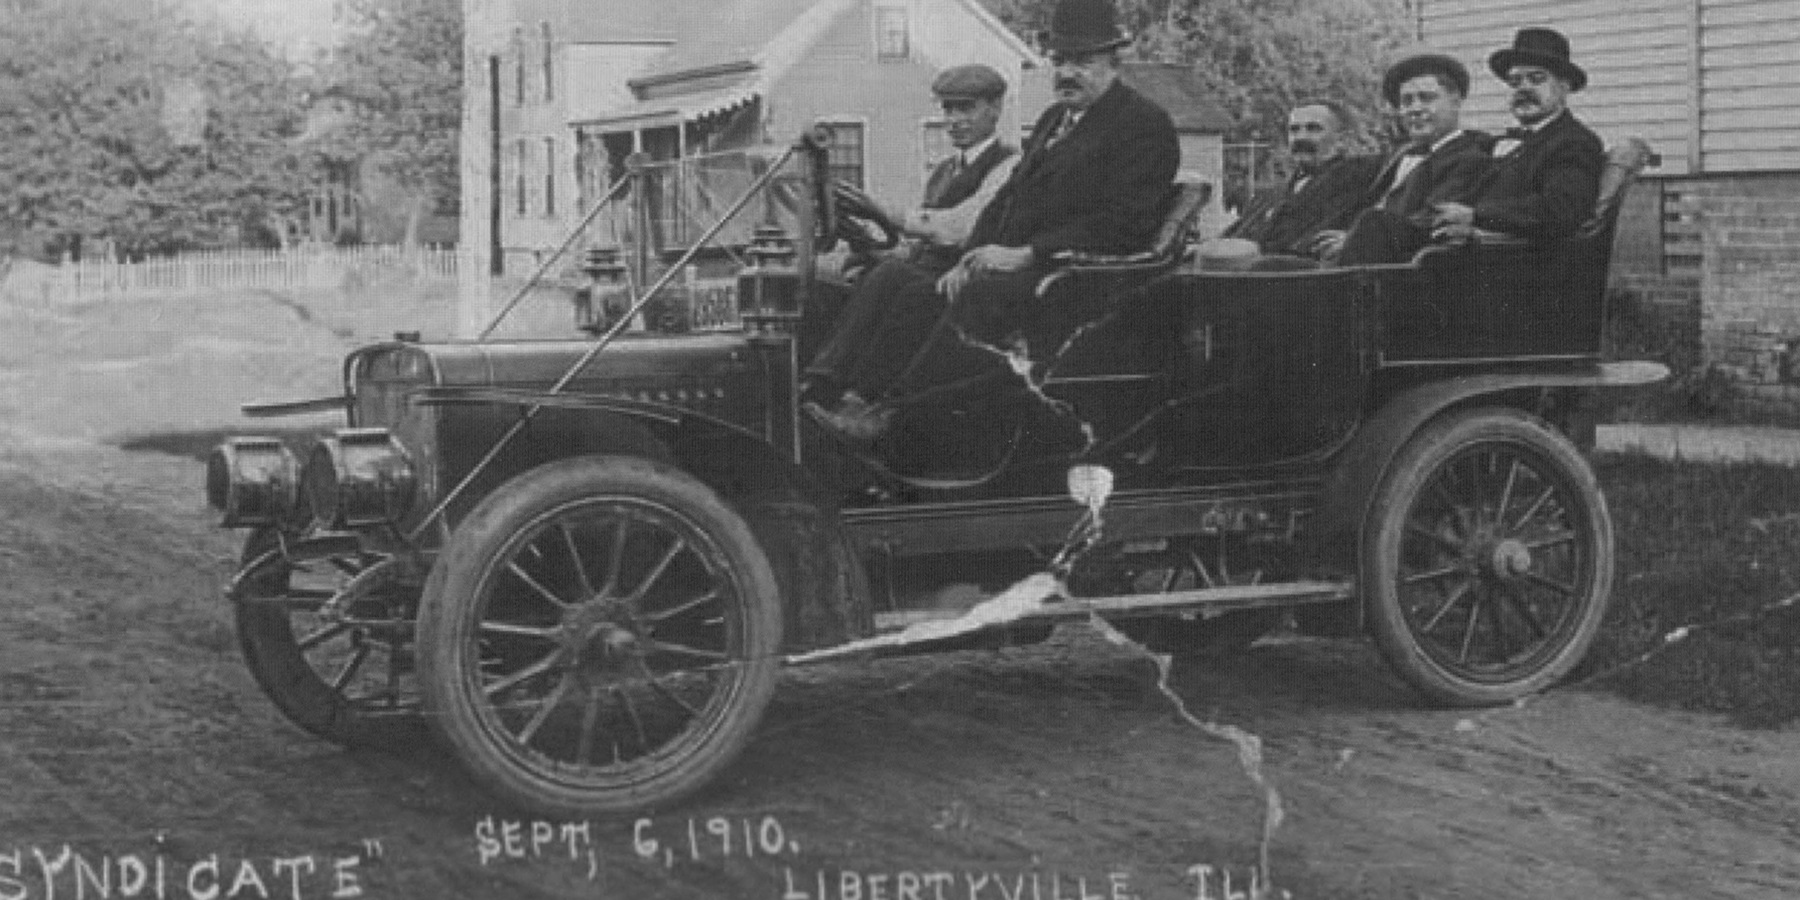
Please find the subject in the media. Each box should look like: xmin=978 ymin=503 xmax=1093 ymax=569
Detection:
xmin=871 ymin=578 xmax=1354 ymax=632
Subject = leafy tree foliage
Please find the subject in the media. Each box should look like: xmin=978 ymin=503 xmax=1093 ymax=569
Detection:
xmin=982 ymin=0 xmax=1415 ymax=145
xmin=318 ymin=0 xmax=463 ymax=246
xmin=0 ymin=0 xmax=310 ymax=259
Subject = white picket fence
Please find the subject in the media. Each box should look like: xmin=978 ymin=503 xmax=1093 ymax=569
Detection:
xmin=5 ymin=245 xmax=460 ymax=303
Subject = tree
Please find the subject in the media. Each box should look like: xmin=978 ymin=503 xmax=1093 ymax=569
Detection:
xmin=0 ymin=0 xmax=310 ymax=259
xmin=980 ymin=0 xmax=1413 ymax=145
xmin=319 ymin=0 xmax=462 ymax=247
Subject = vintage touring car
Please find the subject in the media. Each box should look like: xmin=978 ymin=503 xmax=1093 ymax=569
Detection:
xmin=206 ymin=130 xmax=1665 ymax=815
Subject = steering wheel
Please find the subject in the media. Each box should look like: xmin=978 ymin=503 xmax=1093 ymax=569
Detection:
xmin=830 ymin=180 xmax=903 ymax=255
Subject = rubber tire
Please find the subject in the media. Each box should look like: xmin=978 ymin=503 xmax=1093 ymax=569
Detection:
xmin=235 ymin=530 xmax=424 ymax=748
xmin=416 ymin=455 xmax=783 ymax=816
xmin=1361 ymin=406 xmax=1614 ymax=707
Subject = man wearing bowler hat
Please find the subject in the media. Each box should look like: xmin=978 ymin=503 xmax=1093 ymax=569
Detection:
xmin=1335 ymin=50 xmax=1491 ymax=265
xmin=1430 ymin=27 xmax=1604 ymax=243
xmin=805 ymin=0 xmax=1178 ymax=442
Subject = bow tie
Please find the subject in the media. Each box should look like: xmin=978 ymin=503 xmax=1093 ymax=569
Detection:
xmin=1503 ymin=126 xmax=1532 ymax=140
xmin=1402 ymin=144 xmax=1430 ymax=157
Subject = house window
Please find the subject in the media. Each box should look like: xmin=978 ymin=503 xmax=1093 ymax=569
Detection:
xmin=822 ymin=120 xmax=866 ymax=189
xmin=921 ymin=118 xmax=953 ymax=172
xmin=874 ymin=5 xmax=908 ymax=62
xmin=544 ymin=137 xmax=557 ymax=217
xmin=540 ymin=21 xmax=554 ymax=102
xmin=513 ymin=28 xmax=525 ymax=105
xmin=515 ymin=139 xmax=529 ymax=217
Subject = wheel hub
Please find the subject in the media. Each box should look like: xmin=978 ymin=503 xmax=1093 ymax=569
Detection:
xmin=560 ymin=600 xmax=642 ymax=671
xmin=1485 ymin=538 xmax=1532 ymax=579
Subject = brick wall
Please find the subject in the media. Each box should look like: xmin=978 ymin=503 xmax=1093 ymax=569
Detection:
xmin=1609 ymin=173 xmax=1800 ymax=417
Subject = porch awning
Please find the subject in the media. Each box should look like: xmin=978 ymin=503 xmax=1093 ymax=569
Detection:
xmin=570 ymin=85 xmax=759 ymax=132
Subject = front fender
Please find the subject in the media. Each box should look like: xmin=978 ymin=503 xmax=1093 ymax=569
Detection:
xmin=1304 ymin=360 xmax=1666 ymax=590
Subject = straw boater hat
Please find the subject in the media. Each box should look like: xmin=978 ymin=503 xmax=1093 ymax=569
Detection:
xmin=1039 ymin=0 xmax=1131 ymax=56
xmin=1381 ymin=51 xmax=1471 ymax=106
xmin=1488 ymin=27 xmax=1588 ymax=92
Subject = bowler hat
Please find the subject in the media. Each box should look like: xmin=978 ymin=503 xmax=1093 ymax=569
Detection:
xmin=932 ymin=64 xmax=1007 ymax=101
xmin=1489 ymin=27 xmax=1587 ymax=92
xmin=1039 ymin=0 xmax=1130 ymax=56
xmin=1382 ymin=51 xmax=1470 ymax=106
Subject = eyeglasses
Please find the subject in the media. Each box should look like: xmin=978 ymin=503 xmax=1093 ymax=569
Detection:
xmin=1505 ymin=69 xmax=1554 ymax=88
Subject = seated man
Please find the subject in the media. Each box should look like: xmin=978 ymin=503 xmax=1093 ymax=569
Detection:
xmin=1428 ymin=27 xmax=1604 ymax=244
xmin=805 ymin=0 xmax=1180 ymax=442
xmin=806 ymin=64 xmax=1018 ymax=388
xmin=833 ymin=64 xmax=1020 ymax=270
xmin=1335 ymin=51 xmax=1491 ymax=265
xmin=1220 ymin=99 xmax=1383 ymax=262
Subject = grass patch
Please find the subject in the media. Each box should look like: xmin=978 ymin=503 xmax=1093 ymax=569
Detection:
xmin=1587 ymin=453 xmax=1800 ymax=726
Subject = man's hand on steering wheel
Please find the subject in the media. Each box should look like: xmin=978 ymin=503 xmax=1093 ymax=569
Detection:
xmin=831 ymin=180 xmax=903 ymax=254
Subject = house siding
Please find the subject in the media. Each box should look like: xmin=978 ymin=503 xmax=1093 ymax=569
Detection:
xmin=1423 ymin=0 xmax=1800 ymax=416
xmin=765 ymin=0 xmax=1033 ymax=212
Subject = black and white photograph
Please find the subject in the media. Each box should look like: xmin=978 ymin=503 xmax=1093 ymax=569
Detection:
xmin=3 ymin=0 xmax=1799 ymax=896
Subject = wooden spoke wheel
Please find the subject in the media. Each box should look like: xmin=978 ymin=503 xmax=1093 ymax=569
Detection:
xmin=1362 ymin=407 xmax=1614 ymax=706
xmin=416 ymin=456 xmax=782 ymax=815
xmin=233 ymin=530 xmax=424 ymax=747
xmin=1080 ymin=537 xmax=1283 ymax=657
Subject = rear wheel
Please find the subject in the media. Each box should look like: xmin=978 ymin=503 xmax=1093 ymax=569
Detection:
xmin=1080 ymin=537 xmax=1283 ymax=656
xmin=1362 ymin=407 xmax=1614 ymax=706
xmin=416 ymin=456 xmax=782 ymax=815
xmin=233 ymin=530 xmax=423 ymax=747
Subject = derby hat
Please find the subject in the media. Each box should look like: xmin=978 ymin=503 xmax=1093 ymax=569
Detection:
xmin=1488 ymin=27 xmax=1587 ymax=92
xmin=1039 ymin=0 xmax=1131 ymax=57
xmin=932 ymin=63 xmax=1008 ymax=101
xmin=1381 ymin=51 xmax=1470 ymax=106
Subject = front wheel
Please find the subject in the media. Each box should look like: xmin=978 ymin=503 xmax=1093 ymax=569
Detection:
xmin=1361 ymin=407 xmax=1614 ymax=706
xmin=416 ymin=456 xmax=783 ymax=815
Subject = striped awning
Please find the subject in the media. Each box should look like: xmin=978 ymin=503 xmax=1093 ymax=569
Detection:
xmin=570 ymin=85 xmax=759 ymax=132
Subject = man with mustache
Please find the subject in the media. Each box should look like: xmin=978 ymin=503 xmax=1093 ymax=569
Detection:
xmin=1335 ymin=51 xmax=1492 ymax=265
xmin=1428 ymin=28 xmax=1603 ymax=244
xmin=1223 ymin=100 xmax=1383 ymax=261
xmin=805 ymin=0 xmax=1178 ymax=443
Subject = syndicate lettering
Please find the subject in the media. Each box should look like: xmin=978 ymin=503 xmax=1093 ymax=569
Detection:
xmin=0 ymin=841 xmax=373 ymax=900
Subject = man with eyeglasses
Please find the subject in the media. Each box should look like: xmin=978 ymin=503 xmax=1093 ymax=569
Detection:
xmin=1428 ymin=27 xmax=1603 ymax=243
xmin=804 ymin=0 xmax=1178 ymax=443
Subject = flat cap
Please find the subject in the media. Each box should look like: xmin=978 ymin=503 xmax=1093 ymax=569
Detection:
xmin=932 ymin=64 xmax=1007 ymax=101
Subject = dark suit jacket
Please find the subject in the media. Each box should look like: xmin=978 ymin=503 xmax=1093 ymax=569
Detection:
xmin=1225 ymin=154 xmax=1383 ymax=255
xmin=1368 ymin=129 xmax=1493 ymax=220
xmin=969 ymin=79 xmax=1180 ymax=260
xmin=1467 ymin=111 xmax=1604 ymax=241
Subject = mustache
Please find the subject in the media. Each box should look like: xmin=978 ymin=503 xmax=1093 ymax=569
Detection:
xmin=1512 ymin=92 xmax=1539 ymax=104
xmin=1290 ymin=139 xmax=1318 ymax=154
xmin=1054 ymin=78 xmax=1082 ymax=91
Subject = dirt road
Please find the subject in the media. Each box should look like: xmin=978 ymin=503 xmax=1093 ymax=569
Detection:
xmin=2 ymin=288 xmax=1797 ymax=899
